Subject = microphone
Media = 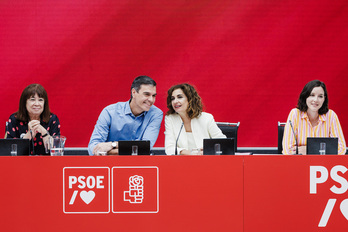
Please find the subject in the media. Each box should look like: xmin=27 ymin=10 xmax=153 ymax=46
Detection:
xmin=289 ymin=120 xmax=299 ymax=155
xmin=30 ymin=129 xmax=35 ymax=155
xmin=175 ymin=122 xmax=184 ymax=155
xmin=5 ymin=121 xmax=8 ymax=139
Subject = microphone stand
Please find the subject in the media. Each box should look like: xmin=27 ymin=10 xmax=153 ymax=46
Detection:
xmin=30 ymin=129 xmax=35 ymax=155
xmin=175 ymin=122 xmax=184 ymax=155
xmin=289 ymin=120 xmax=299 ymax=155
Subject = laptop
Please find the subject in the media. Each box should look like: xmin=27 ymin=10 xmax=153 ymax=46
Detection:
xmin=203 ymin=138 xmax=235 ymax=155
xmin=306 ymin=137 xmax=338 ymax=155
xmin=0 ymin=139 xmax=30 ymax=156
xmin=118 ymin=140 xmax=151 ymax=155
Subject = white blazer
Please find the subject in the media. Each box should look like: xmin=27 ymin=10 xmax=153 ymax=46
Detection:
xmin=164 ymin=112 xmax=226 ymax=155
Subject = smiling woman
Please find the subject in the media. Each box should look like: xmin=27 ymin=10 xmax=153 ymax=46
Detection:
xmin=305 ymin=87 xmax=325 ymax=127
xmin=6 ymin=84 xmax=61 ymax=155
xmin=282 ymin=80 xmax=346 ymax=155
xmin=26 ymin=94 xmax=45 ymax=120
xmin=164 ymin=83 xmax=226 ymax=155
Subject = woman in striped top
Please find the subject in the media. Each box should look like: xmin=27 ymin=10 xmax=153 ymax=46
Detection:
xmin=282 ymin=80 xmax=346 ymax=155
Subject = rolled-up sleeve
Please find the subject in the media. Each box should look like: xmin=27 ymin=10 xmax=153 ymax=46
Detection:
xmin=142 ymin=109 xmax=163 ymax=148
xmin=329 ymin=111 xmax=346 ymax=155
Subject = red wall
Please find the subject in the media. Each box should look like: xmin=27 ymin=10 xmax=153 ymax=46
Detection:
xmin=1 ymin=0 xmax=348 ymax=148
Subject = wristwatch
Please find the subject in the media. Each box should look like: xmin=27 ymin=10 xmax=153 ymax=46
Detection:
xmin=42 ymin=133 xmax=49 ymax=138
xmin=111 ymin=141 xmax=117 ymax=149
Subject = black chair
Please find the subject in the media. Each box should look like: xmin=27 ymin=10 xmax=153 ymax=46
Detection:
xmin=216 ymin=122 xmax=240 ymax=152
xmin=278 ymin=122 xmax=286 ymax=154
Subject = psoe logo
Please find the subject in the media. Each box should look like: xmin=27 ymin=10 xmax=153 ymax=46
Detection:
xmin=310 ymin=165 xmax=348 ymax=227
xmin=63 ymin=167 xmax=110 ymax=214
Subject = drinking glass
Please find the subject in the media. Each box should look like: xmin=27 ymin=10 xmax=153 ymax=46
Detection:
xmin=98 ymin=151 xmax=107 ymax=156
xmin=319 ymin=142 xmax=326 ymax=155
xmin=11 ymin=144 xmax=17 ymax=156
xmin=49 ymin=136 xmax=66 ymax=156
xmin=132 ymin=145 xmax=138 ymax=156
xmin=214 ymin=143 xmax=222 ymax=155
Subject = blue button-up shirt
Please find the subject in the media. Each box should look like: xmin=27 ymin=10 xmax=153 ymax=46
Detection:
xmin=88 ymin=101 xmax=163 ymax=155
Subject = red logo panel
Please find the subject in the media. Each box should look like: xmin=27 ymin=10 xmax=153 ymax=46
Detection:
xmin=63 ymin=167 xmax=110 ymax=213
xmin=112 ymin=166 xmax=159 ymax=213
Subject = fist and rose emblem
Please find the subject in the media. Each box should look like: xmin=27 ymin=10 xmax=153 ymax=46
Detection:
xmin=124 ymin=175 xmax=144 ymax=203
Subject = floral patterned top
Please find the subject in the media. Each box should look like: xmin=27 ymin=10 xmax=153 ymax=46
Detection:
xmin=6 ymin=113 xmax=61 ymax=155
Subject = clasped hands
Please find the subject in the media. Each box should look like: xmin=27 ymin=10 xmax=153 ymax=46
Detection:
xmin=289 ymin=145 xmax=306 ymax=155
xmin=28 ymin=120 xmax=47 ymax=138
xmin=27 ymin=120 xmax=50 ymax=152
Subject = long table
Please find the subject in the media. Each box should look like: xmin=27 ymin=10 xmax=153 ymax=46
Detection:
xmin=1 ymin=155 xmax=347 ymax=231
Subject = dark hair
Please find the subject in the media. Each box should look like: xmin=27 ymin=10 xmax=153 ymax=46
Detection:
xmin=297 ymin=80 xmax=329 ymax=115
xmin=15 ymin=84 xmax=51 ymax=123
xmin=130 ymin=75 xmax=156 ymax=99
xmin=166 ymin=83 xmax=203 ymax=119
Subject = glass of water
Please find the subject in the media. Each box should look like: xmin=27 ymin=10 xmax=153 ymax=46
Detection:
xmin=132 ymin=145 xmax=138 ymax=156
xmin=49 ymin=136 xmax=66 ymax=156
xmin=214 ymin=143 xmax=222 ymax=155
xmin=97 ymin=151 xmax=107 ymax=156
xmin=11 ymin=144 xmax=17 ymax=156
xmin=319 ymin=142 xmax=326 ymax=155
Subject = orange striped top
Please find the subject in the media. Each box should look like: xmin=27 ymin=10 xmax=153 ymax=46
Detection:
xmin=282 ymin=108 xmax=346 ymax=155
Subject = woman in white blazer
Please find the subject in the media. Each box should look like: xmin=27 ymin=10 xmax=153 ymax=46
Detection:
xmin=164 ymin=83 xmax=226 ymax=155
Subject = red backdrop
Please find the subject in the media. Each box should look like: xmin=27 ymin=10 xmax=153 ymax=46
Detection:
xmin=1 ymin=0 xmax=347 ymax=148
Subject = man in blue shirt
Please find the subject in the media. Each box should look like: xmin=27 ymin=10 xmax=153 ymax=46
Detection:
xmin=88 ymin=76 xmax=163 ymax=155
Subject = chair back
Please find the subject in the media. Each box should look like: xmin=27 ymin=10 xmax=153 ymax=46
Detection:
xmin=216 ymin=122 xmax=240 ymax=152
xmin=278 ymin=122 xmax=286 ymax=154
xmin=4 ymin=121 xmax=8 ymax=139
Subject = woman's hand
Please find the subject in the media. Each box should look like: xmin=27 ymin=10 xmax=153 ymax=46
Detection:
xmin=289 ymin=145 xmax=306 ymax=155
xmin=298 ymin=146 xmax=307 ymax=155
xmin=180 ymin=149 xmax=203 ymax=155
xmin=179 ymin=149 xmax=191 ymax=155
xmin=29 ymin=120 xmax=47 ymax=135
xmin=27 ymin=120 xmax=39 ymax=138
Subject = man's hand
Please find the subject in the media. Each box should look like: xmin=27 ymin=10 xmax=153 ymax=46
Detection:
xmin=93 ymin=142 xmax=117 ymax=156
xmin=93 ymin=142 xmax=112 ymax=155
xmin=107 ymin=149 xmax=119 ymax=155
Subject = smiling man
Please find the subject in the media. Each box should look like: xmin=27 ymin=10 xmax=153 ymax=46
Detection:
xmin=88 ymin=76 xmax=163 ymax=156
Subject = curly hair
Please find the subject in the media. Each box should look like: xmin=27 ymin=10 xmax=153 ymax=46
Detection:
xmin=297 ymin=80 xmax=329 ymax=115
xmin=166 ymin=83 xmax=203 ymax=119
